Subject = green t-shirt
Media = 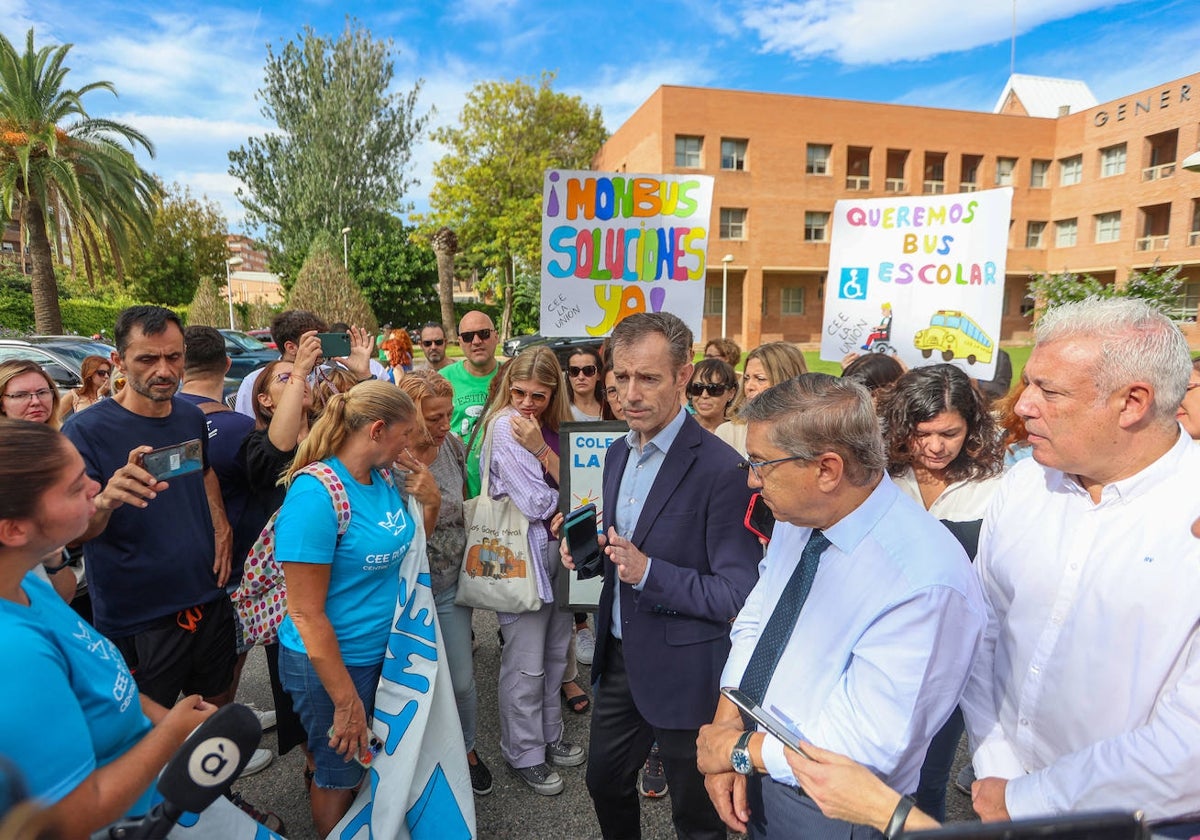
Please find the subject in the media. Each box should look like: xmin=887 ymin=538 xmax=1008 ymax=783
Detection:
xmin=443 ymin=360 xmax=498 ymax=497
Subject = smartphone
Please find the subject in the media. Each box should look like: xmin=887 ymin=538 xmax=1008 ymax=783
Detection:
xmin=721 ymin=686 xmax=813 ymax=759
xmin=316 ymin=331 xmax=352 ymax=358
xmin=328 ymin=725 xmax=384 ymax=768
xmin=564 ymin=503 xmax=603 ymax=580
xmin=744 ymin=493 xmax=775 ymax=542
xmin=142 ymin=439 xmax=203 ymax=481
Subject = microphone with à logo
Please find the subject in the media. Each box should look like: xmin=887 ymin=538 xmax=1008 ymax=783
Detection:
xmin=92 ymin=703 xmax=262 ymax=839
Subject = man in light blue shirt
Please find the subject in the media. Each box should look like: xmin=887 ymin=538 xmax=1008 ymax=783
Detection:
xmin=697 ymin=374 xmax=986 ymax=839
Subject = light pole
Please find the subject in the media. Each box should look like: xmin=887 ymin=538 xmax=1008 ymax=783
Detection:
xmin=720 ymin=254 xmax=734 ymax=339
xmin=341 ymin=227 xmax=351 ymax=269
xmin=225 ymin=256 xmax=243 ymax=330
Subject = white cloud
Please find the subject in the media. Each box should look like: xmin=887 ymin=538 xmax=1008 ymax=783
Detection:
xmin=567 ymin=58 xmax=720 ymax=132
xmin=741 ymin=0 xmax=1142 ymax=65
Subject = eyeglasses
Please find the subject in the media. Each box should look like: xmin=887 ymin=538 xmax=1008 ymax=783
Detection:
xmin=1187 ymin=382 xmax=1200 ymax=392
xmin=688 ymin=382 xmax=732 ymax=398
xmin=568 ymin=365 xmax=598 ymax=378
xmin=422 ymin=339 xmax=446 ymax=347
xmin=459 ymin=329 xmax=493 ymax=343
xmin=510 ymin=386 xmax=550 ymax=405
xmin=2 ymin=388 xmax=53 ymax=403
xmin=737 ymin=455 xmax=807 ymax=481
xmin=95 ymin=369 xmax=111 ymax=378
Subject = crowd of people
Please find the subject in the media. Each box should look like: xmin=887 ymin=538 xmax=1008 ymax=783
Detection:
xmin=1 ymin=297 xmax=1199 ymax=840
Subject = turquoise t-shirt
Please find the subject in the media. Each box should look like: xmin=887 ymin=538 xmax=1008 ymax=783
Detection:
xmin=276 ymin=457 xmax=415 ymax=666
xmin=0 ymin=574 xmax=157 ymax=815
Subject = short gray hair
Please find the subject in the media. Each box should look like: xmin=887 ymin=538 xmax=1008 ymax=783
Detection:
xmin=740 ymin=373 xmax=885 ymax=486
xmin=610 ymin=312 xmax=693 ymax=372
xmin=1035 ymin=297 xmax=1191 ymax=423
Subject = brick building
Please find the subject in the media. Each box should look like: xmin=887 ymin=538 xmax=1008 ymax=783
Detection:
xmin=593 ymin=72 xmax=1200 ymax=349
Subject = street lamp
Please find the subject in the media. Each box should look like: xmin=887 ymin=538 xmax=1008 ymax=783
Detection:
xmin=225 ymin=256 xmax=243 ymax=330
xmin=720 ymin=254 xmax=734 ymax=339
xmin=341 ymin=227 xmax=351 ymax=269
xmin=1183 ymin=150 xmax=1200 ymax=173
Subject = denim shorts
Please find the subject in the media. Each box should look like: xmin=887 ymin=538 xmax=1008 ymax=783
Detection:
xmin=278 ymin=644 xmax=383 ymax=789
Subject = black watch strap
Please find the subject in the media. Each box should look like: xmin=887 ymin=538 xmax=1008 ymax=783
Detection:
xmin=884 ymin=795 xmax=916 ymax=839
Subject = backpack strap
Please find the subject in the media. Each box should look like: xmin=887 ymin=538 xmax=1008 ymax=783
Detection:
xmin=297 ymin=462 xmax=352 ymax=536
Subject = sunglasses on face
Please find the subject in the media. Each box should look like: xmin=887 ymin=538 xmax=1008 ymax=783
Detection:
xmin=459 ymin=329 xmax=493 ymax=343
xmin=688 ymin=382 xmax=732 ymax=398
xmin=422 ymin=338 xmax=446 ymax=347
xmin=96 ymin=369 xmax=111 ymax=378
xmin=569 ymin=365 xmax=598 ymax=378
xmin=510 ymin=386 xmax=550 ymax=405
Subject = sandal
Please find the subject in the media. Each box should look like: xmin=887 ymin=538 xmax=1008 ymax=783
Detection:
xmin=561 ymin=683 xmax=591 ymax=714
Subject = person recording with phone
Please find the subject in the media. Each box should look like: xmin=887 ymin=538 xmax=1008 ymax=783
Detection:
xmin=696 ymin=374 xmax=985 ymax=840
xmin=62 ymin=306 xmax=237 ymax=711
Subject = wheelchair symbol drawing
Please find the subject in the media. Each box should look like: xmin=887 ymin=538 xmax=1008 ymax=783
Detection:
xmin=839 ymin=268 xmax=869 ymax=300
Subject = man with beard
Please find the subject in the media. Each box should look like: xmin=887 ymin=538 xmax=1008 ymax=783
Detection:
xmin=63 ymin=306 xmax=236 ymax=707
xmin=415 ymin=322 xmax=454 ymax=372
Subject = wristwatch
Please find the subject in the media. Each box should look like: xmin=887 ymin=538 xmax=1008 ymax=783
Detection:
xmin=730 ymin=730 xmax=754 ymax=775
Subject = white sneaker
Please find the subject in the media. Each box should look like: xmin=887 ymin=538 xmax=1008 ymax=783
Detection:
xmin=575 ymin=626 xmax=596 ymax=666
xmin=239 ymin=748 xmax=274 ymax=778
xmin=247 ymin=704 xmax=277 ymax=731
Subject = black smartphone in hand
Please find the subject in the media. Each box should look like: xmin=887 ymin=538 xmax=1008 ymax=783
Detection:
xmin=565 ymin=503 xmax=603 ymax=580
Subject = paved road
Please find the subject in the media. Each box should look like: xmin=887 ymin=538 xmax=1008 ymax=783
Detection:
xmin=230 ymin=610 xmax=977 ymax=839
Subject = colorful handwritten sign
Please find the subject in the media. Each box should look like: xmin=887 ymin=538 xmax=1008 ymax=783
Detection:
xmin=820 ymin=188 xmax=1012 ymax=379
xmin=541 ymin=170 xmax=714 ymax=337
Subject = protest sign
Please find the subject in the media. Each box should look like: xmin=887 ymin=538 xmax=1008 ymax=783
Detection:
xmin=541 ymin=170 xmax=714 ymax=338
xmin=820 ymin=188 xmax=1012 ymax=379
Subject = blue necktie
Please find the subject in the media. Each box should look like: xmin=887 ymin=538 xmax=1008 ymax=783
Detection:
xmin=738 ymin=529 xmax=831 ymax=705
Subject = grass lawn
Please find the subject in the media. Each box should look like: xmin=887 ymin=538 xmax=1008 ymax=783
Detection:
xmin=800 ymin=345 xmax=1034 ymax=383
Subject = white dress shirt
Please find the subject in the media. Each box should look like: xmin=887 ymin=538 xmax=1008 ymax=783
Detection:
xmin=721 ymin=474 xmax=986 ymax=794
xmin=962 ymin=431 xmax=1200 ymax=821
xmin=891 ymin=468 xmax=1004 ymax=522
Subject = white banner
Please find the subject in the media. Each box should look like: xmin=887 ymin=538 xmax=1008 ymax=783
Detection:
xmin=540 ymin=170 xmax=714 ymax=338
xmin=332 ymin=493 xmax=475 ymax=840
xmin=820 ymin=188 xmax=1012 ymax=380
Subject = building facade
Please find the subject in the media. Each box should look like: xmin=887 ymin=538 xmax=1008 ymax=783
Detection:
xmin=593 ymin=72 xmax=1200 ymax=349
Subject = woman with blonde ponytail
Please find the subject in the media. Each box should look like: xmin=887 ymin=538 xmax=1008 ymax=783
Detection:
xmin=273 ymin=381 xmax=420 ymax=836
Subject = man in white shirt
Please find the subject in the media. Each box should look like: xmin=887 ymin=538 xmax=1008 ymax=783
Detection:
xmin=698 ymin=374 xmax=986 ymax=839
xmin=962 ymin=297 xmax=1200 ymax=830
xmin=233 ymin=310 xmax=326 ymax=417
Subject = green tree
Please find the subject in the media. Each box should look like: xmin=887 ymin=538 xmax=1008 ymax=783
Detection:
xmin=288 ymin=231 xmax=378 ymax=332
xmin=1030 ymin=263 xmax=1184 ymax=316
xmin=349 ymin=212 xmax=439 ymax=328
xmin=0 ymin=28 xmax=159 ymax=333
xmin=424 ymin=73 xmax=607 ymax=339
xmin=228 ymin=20 xmax=428 ymax=283
xmin=186 ymin=278 xmax=225 ymax=327
xmin=127 ymin=182 xmax=228 ymax=306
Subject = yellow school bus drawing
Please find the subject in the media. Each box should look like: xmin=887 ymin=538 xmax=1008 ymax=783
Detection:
xmin=913 ymin=310 xmax=994 ymax=365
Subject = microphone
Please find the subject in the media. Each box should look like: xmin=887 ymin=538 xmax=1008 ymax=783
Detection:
xmin=95 ymin=703 xmax=262 ymax=839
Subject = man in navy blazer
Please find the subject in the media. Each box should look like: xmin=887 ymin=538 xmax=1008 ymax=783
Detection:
xmin=562 ymin=312 xmax=761 ymax=840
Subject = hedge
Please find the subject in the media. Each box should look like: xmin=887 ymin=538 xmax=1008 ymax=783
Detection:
xmin=0 ymin=291 xmax=186 ymax=337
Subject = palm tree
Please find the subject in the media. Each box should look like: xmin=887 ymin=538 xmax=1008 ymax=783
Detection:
xmin=0 ymin=29 xmax=159 ymax=333
xmin=431 ymin=226 xmax=458 ymax=337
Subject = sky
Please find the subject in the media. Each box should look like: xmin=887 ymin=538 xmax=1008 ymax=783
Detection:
xmin=6 ymin=0 xmax=1197 ymax=232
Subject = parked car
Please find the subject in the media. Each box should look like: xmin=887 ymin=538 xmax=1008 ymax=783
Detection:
xmin=503 ymin=334 xmax=602 ymax=368
xmin=219 ymin=329 xmax=279 ymax=379
xmin=246 ymin=328 xmax=276 ymax=349
xmin=0 ymin=336 xmax=117 ymax=392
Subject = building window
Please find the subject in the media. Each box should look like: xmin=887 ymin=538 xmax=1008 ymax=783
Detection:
xmin=781 ymin=287 xmax=805 ymax=315
xmin=1100 ymin=144 xmax=1127 ymax=178
xmin=1055 ymin=218 xmax=1078 ymax=247
xmin=675 ymin=135 xmax=702 ymax=168
xmin=721 ymin=138 xmax=747 ymax=171
xmin=885 ymin=149 xmax=909 ymax=192
xmin=806 ymin=144 xmax=831 ymax=175
xmin=923 ymin=152 xmax=946 ymax=194
xmin=1030 ymin=159 xmax=1050 ymax=188
xmin=960 ymin=154 xmax=982 ymax=191
xmin=846 ymin=146 xmax=871 ymax=190
xmin=1179 ymin=282 xmax=1200 ymax=321
xmin=704 ymin=285 xmax=722 ymax=316
xmin=1095 ymin=212 xmax=1121 ymax=243
xmin=1059 ymin=155 xmax=1082 ymax=186
xmin=804 ymin=211 xmax=830 ymax=242
xmin=1026 ymin=221 xmax=1046 ymax=249
xmin=995 ymin=157 xmax=1016 ymax=186
xmin=1191 ymin=199 xmax=1200 ymax=246
xmin=719 ymin=208 xmax=747 ymax=240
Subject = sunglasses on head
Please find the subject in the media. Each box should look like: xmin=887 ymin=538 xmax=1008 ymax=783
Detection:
xmin=422 ymin=338 xmax=446 ymax=347
xmin=510 ymin=386 xmax=550 ymax=405
xmin=568 ymin=364 xmax=598 ymax=378
xmin=688 ymin=382 xmax=732 ymax=398
xmin=459 ymin=329 xmax=493 ymax=343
